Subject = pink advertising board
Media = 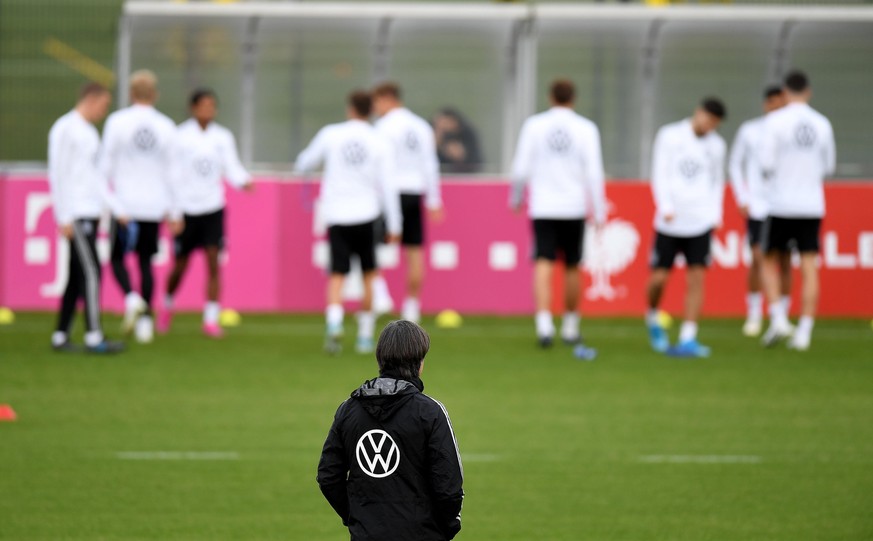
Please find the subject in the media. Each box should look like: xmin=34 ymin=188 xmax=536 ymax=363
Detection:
xmin=1 ymin=175 xmax=872 ymax=317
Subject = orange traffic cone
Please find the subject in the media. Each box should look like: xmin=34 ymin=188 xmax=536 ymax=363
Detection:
xmin=0 ymin=404 xmax=17 ymax=422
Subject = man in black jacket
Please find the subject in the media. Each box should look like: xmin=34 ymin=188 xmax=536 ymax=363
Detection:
xmin=317 ymin=320 xmax=464 ymax=540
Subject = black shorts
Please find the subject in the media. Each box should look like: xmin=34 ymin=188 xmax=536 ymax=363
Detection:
xmin=400 ymin=193 xmax=424 ymax=246
xmin=651 ymin=230 xmax=712 ymax=269
xmin=761 ymin=216 xmax=821 ymax=254
xmin=328 ymin=220 xmax=377 ymax=275
xmin=532 ymin=219 xmax=585 ymax=266
xmin=747 ymin=219 xmax=764 ymax=248
xmin=111 ymin=219 xmax=160 ymax=258
xmin=175 ymin=208 xmax=224 ymax=257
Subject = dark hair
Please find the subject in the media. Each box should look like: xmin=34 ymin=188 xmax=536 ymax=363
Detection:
xmin=700 ymin=97 xmax=727 ymax=119
xmin=784 ymin=70 xmax=810 ymax=93
xmin=190 ymin=88 xmax=217 ymax=107
xmin=764 ymin=85 xmax=783 ymax=100
xmin=79 ymin=82 xmax=109 ymax=101
xmin=348 ymin=90 xmax=372 ymax=117
xmin=372 ymin=82 xmax=402 ymax=100
xmin=375 ymin=320 xmax=430 ymax=380
xmin=550 ymin=79 xmax=575 ymax=105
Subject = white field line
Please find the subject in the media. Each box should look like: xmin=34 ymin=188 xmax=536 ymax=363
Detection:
xmin=638 ymin=454 xmax=762 ymax=464
xmin=116 ymin=451 xmax=240 ymax=461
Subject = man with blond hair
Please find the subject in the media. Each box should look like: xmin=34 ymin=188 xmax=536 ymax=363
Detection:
xmin=99 ymin=70 xmax=178 ymax=343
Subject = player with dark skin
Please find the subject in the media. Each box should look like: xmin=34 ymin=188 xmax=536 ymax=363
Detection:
xmin=164 ymin=95 xmax=254 ymax=316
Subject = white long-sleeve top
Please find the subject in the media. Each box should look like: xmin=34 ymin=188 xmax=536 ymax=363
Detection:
xmin=374 ymin=107 xmax=442 ymax=209
xmin=169 ymin=118 xmax=251 ymax=218
xmin=650 ymin=119 xmax=726 ymax=238
xmin=759 ymin=102 xmax=835 ymax=218
xmin=48 ymin=110 xmax=123 ymax=226
xmin=98 ymin=104 xmax=177 ymax=221
xmin=511 ymin=107 xmax=606 ymax=222
xmin=295 ymin=119 xmax=402 ymax=235
xmin=728 ymin=116 xmax=769 ymax=221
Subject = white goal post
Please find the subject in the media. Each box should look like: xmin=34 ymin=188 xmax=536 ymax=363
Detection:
xmin=119 ymin=2 xmax=873 ymax=176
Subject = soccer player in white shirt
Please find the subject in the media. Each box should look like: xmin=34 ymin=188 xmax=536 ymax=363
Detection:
xmin=99 ymin=70 xmax=177 ymax=343
xmin=160 ymin=89 xmax=253 ymax=339
xmin=510 ymin=79 xmax=606 ymax=352
xmin=48 ymin=83 xmax=125 ymax=354
xmin=372 ymin=82 xmax=443 ymax=323
xmin=759 ymin=71 xmax=836 ymax=351
xmin=729 ymin=86 xmax=791 ymax=337
xmin=295 ymin=91 xmax=402 ymax=355
xmin=646 ymin=98 xmax=727 ymax=358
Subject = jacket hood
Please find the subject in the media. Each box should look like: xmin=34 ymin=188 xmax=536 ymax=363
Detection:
xmin=351 ymin=375 xmax=422 ymax=422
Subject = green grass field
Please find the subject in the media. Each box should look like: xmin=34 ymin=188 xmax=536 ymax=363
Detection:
xmin=1 ymin=313 xmax=872 ymax=540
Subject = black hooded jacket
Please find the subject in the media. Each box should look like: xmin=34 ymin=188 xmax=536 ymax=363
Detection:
xmin=317 ymin=372 xmax=464 ymax=541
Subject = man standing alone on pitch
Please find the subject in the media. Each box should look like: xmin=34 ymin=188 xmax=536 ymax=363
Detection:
xmin=372 ymin=82 xmax=444 ymax=323
xmin=510 ymin=79 xmax=606 ymax=351
xmin=729 ymin=86 xmax=791 ymax=337
xmin=646 ymin=98 xmax=727 ymax=358
xmin=318 ymin=320 xmax=464 ymax=541
xmin=295 ymin=91 xmax=402 ymax=355
xmin=759 ymin=70 xmax=836 ymax=351
xmin=99 ymin=70 xmax=177 ymax=343
xmin=161 ymin=89 xmax=253 ymax=339
xmin=48 ymin=83 xmax=125 ymax=354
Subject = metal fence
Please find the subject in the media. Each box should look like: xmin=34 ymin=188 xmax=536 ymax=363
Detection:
xmin=3 ymin=2 xmax=873 ymax=179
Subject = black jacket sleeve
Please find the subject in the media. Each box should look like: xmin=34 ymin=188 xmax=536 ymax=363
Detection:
xmin=317 ymin=403 xmax=350 ymax=525
xmin=427 ymin=403 xmax=465 ymax=540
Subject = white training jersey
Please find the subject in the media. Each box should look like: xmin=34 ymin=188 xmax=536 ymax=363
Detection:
xmin=48 ymin=110 xmax=123 ymax=226
xmin=728 ymin=116 xmax=769 ymax=221
xmin=511 ymin=107 xmax=606 ymax=222
xmin=295 ymin=119 xmax=402 ymax=234
xmin=374 ymin=107 xmax=442 ymax=208
xmin=759 ymin=102 xmax=835 ymax=218
xmin=169 ymin=118 xmax=251 ymax=218
xmin=98 ymin=104 xmax=177 ymax=221
xmin=650 ymin=119 xmax=726 ymax=238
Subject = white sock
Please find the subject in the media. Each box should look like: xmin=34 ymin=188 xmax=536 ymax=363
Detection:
xmin=372 ymin=275 xmax=393 ymax=304
xmin=84 ymin=330 xmax=104 ymax=347
xmin=125 ymin=292 xmax=144 ymax=310
xmin=769 ymin=302 xmax=789 ymax=328
xmin=679 ymin=321 xmax=698 ymax=343
xmin=646 ymin=308 xmax=659 ymax=326
xmin=797 ymin=316 xmax=814 ymax=336
xmin=164 ymin=295 xmax=174 ymax=310
xmin=561 ymin=312 xmax=579 ymax=338
xmin=52 ymin=331 xmax=68 ymax=347
xmin=402 ymin=297 xmax=421 ymax=323
xmin=203 ymin=301 xmax=220 ymax=325
xmin=781 ymin=295 xmax=792 ymax=316
xmin=747 ymin=292 xmax=763 ymax=321
xmin=535 ymin=310 xmax=554 ymax=337
xmin=326 ymin=303 xmax=344 ymax=328
xmin=357 ymin=311 xmax=376 ymax=339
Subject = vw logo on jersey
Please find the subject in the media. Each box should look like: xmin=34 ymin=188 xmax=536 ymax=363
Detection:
xmin=343 ymin=141 xmax=368 ymax=166
xmin=194 ymin=157 xmax=214 ymax=177
xmin=133 ymin=127 xmax=157 ymax=152
xmin=356 ymin=429 xmax=400 ymax=479
xmin=547 ymin=128 xmax=572 ymax=154
xmin=404 ymin=131 xmax=420 ymax=152
xmin=794 ymin=123 xmax=817 ymax=149
xmin=679 ymin=158 xmax=702 ymax=180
